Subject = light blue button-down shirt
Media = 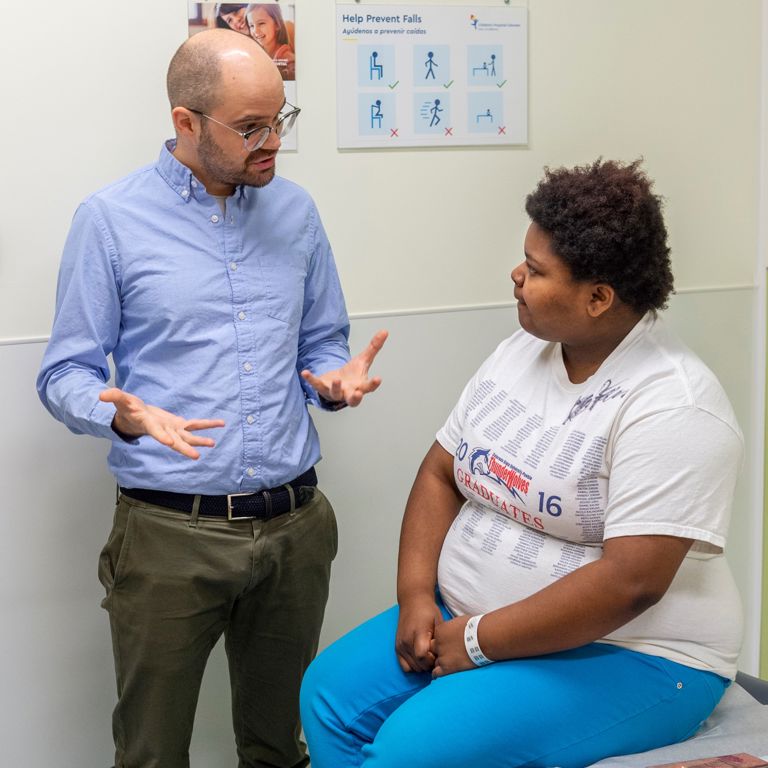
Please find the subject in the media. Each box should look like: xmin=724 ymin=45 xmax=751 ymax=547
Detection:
xmin=37 ymin=141 xmax=351 ymax=494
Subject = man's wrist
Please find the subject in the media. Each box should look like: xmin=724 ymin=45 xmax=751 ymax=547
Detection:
xmin=110 ymin=416 xmax=140 ymax=443
xmin=318 ymin=394 xmax=348 ymax=411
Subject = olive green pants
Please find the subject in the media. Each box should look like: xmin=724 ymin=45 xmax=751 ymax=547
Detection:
xmin=98 ymin=487 xmax=338 ymax=768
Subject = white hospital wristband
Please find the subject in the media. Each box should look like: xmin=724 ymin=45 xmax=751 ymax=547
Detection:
xmin=464 ymin=614 xmax=494 ymax=667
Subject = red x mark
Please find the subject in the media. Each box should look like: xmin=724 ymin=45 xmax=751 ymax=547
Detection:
xmin=390 ymin=128 xmax=399 ymax=137
xmin=497 ymin=126 xmax=507 ymax=135
xmin=444 ymin=127 xmax=454 ymax=136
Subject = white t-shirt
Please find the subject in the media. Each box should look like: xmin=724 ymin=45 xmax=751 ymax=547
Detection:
xmin=436 ymin=313 xmax=744 ymax=678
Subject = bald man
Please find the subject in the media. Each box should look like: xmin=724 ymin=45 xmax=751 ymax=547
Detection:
xmin=38 ymin=29 xmax=386 ymax=768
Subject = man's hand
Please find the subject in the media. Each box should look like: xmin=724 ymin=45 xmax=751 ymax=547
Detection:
xmin=430 ymin=615 xmax=475 ymax=678
xmin=301 ymin=330 xmax=388 ymax=408
xmin=99 ymin=388 xmax=225 ymax=460
xmin=395 ymin=594 xmax=444 ymax=673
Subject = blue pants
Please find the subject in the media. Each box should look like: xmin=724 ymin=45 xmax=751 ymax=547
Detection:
xmin=300 ymin=604 xmax=728 ymax=768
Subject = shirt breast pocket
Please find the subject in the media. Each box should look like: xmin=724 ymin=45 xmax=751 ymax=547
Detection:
xmin=260 ymin=263 xmax=306 ymax=326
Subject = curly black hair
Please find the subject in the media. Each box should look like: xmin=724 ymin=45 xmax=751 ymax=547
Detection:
xmin=525 ymin=159 xmax=674 ymax=313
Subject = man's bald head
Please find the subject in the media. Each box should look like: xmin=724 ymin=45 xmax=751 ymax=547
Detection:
xmin=167 ymin=28 xmax=276 ymax=114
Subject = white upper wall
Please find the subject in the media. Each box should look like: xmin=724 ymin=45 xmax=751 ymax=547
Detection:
xmin=0 ymin=0 xmax=761 ymax=340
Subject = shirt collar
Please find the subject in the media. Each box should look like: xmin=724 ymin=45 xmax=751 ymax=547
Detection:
xmin=156 ymin=139 xmax=249 ymax=202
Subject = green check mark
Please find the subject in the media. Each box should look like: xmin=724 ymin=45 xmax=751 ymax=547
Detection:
xmin=388 ymin=80 xmax=399 ymax=89
xmin=497 ymin=79 xmax=508 ymax=88
xmin=443 ymin=80 xmax=454 ymax=89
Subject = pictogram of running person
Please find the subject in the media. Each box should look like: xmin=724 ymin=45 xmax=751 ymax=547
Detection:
xmin=429 ymin=98 xmax=443 ymax=127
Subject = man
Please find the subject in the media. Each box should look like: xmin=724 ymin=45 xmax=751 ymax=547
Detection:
xmin=37 ymin=29 xmax=386 ymax=768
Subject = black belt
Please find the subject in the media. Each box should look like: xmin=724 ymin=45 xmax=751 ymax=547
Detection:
xmin=120 ymin=467 xmax=317 ymax=521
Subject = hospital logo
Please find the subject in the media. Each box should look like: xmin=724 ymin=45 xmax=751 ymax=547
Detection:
xmin=468 ymin=447 xmax=529 ymax=502
xmin=467 ymin=14 xmax=521 ymax=32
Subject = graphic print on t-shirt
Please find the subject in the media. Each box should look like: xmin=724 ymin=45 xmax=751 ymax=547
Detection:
xmin=454 ymin=367 xmax=623 ymax=546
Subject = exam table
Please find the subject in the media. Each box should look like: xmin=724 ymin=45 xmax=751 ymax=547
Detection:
xmin=587 ymin=671 xmax=768 ymax=766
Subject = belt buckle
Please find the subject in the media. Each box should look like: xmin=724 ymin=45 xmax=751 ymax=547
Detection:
xmin=226 ymin=491 xmax=257 ymax=521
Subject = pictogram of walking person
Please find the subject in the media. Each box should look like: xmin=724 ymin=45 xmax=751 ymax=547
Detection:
xmin=425 ymin=51 xmax=438 ymax=80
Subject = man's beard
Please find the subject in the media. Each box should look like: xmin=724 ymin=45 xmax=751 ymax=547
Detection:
xmin=198 ymin=126 xmax=276 ymax=189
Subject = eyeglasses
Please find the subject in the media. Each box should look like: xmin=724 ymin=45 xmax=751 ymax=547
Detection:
xmin=188 ymin=102 xmax=300 ymax=152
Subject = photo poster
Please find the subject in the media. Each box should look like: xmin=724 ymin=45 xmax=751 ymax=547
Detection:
xmin=336 ymin=4 xmax=528 ymax=149
xmin=188 ymin=2 xmax=298 ymax=151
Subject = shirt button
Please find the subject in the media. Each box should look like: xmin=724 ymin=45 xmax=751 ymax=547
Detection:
xmin=246 ymin=415 xmax=255 ymax=424
xmin=192 ymin=180 xmax=198 ymax=188
xmin=243 ymin=362 xmax=252 ymax=372
xmin=181 ymin=189 xmax=189 ymax=198
xmin=211 ymin=214 xmax=219 ymax=223
xmin=238 ymin=311 xmax=246 ymax=320
xmin=230 ymin=262 xmax=238 ymax=271
xmin=246 ymin=467 xmax=255 ymax=477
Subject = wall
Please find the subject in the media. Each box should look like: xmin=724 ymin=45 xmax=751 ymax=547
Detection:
xmin=0 ymin=0 xmax=763 ymax=765
xmin=0 ymin=0 xmax=761 ymax=337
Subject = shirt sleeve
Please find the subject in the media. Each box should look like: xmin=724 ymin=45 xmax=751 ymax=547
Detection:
xmin=295 ymin=203 xmax=351 ymax=408
xmin=36 ymin=200 xmax=122 ymax=440
xmin=603 ymin=405 xmax=743 ymax=552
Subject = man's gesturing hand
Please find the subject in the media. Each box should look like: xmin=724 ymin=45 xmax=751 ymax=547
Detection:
xmin=300 ymin=330 xmax=388 ymax=408
xmin=99 ymin=388 xmax=225 ymax=460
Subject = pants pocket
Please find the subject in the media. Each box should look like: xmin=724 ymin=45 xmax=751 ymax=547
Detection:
xmin=314 ymin=489 xmax=338 ymax=561
xmin=283 ymin=488 xmax=339 ymax=564
xmin=321 ymin=493 xmax=339 ymax=560
xmin=98 ymin=498 xmax=135 ymax=609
